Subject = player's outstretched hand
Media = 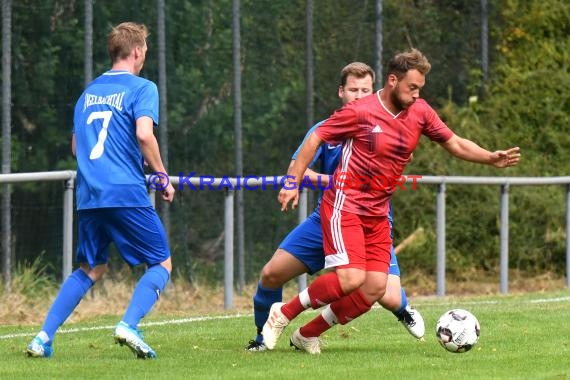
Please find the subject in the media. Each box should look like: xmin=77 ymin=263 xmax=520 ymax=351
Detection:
xmin=492 ymin=147 xmax=521 ymax=168
xmin=278 ymin=187 xmax=299 ymax=212
xmin=162 ymin=183 xmax=175 ymax=202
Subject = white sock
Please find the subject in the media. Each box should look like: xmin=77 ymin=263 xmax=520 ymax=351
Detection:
xmin=299 ymin=288 xmax=311 ymax=309
xmin=321 ymin=305 xmax=338 ymax=326
xmin=37 ymin=331 xmax=50 ymax=343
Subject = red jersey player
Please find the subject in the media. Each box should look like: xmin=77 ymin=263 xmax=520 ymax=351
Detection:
xmin=263 ymin=48 xmax=520 ymax=354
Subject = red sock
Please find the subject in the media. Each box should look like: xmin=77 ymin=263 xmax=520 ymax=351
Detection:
xmin=300 ymin=314 xmax=333 ymax=338
xmin=306 ymin=272 xmax=345 ymax=308
xmin=300 ymin=289 xmax=373 ymax=338
xmin=281 ymin=272 xmax=345 ymax=320
xmin=330 ymin=288 xmax=373 ymax=325
xmin=281 ymin=295 xmax=304 ymax=321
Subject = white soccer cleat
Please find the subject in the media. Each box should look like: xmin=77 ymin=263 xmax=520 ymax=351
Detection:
xmin=261 ymin=302 xmax=289 ymax=349
xmin=397 ymin=305 xmax=425 ymax=339
xmin=289 ymin=328 xmax=321 ymax=354
xmin=113 ymin=321 xmax=157 ymax=359
xmin=26 ymin=337 xmax=53 ymax=358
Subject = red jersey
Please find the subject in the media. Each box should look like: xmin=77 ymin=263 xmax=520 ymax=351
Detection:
xmin=315 ymin=90 xmax=453 ymax=216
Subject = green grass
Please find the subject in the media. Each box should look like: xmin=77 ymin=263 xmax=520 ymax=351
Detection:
xmin=1 ymin=291 xmax=570 ymax=380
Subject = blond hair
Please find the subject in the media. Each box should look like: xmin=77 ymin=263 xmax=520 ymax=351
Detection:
xmin=107 ymin=22 xmax=149 ymax=62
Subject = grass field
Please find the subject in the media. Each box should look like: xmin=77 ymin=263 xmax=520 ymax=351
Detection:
xmin=1 ymin=290 xmax=569 ymax=380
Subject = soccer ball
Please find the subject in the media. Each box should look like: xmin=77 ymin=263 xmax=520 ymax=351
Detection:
xmin=435 ymin=309 xmax=480 ymax=353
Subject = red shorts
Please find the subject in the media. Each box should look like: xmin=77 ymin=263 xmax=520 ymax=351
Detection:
xmin=320 ymin=200 xmax=391 ymax=273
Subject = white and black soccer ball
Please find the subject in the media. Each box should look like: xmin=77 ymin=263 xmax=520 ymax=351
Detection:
xmin=435 ymin=309 xmax=480 ymax=353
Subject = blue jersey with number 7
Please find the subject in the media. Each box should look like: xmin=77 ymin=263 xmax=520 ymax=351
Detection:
xmin=73 ymin=70 xmax=158 ymax=210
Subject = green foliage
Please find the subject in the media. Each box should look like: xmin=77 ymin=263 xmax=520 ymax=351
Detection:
xmin=10 ymin=1 xmax=84 ymax=172
xmin=8 ymin=255 xmax=56 ymax=298
xmin=394 ymin=0 xmax=570 ymax=277
xmin=485 ymin=0 xmax=570 ymax=175
xmin=3 ymin=0 xmax=569 ymax=283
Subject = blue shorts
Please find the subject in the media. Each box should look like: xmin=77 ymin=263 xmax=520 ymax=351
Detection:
xmin=76 ymin=207 xmax=170 ymax=268
xmin=279 ymin=211 xmax=401 ymax=276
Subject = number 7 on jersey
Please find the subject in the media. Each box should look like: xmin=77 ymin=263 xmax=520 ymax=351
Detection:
xmin=87 ymin=110 xmax=112 ymax=160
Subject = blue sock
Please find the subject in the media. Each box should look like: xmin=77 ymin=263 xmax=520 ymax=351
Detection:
xmin=122 ymin=265 xmax=170 ymax=329
xmin=41 ymin=269 xmax=94 ymax=342
xmin=393 ymin=287 xmax=409 ymax=317
xmin=253 ymin=281 xmax=282 ymax=343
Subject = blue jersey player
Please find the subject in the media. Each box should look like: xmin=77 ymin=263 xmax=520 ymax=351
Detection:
xmin=246 ymin=62 xmax=424 ymax=351
xmin=26 ymin=22 xmax=174 ymax=360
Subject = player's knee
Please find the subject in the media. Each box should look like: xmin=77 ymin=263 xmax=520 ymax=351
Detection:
xmin=260 ymin=265 xmax=284 ymax=288
xmin=359 ymin=280 xmax=387 ymax=304
xmin=80 ymin=263 xmax=108 ymax=282
xmin=338 ymin=274 xmax=365 ymax=295
xmin=159 ymin=257 xmax=172 ymax=273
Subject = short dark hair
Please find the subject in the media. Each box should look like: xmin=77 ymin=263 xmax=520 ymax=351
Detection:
xmin=386 ymin=48 xmax=431 ymax=80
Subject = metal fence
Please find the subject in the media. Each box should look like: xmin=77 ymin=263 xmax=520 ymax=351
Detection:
xmin=1 ymin=171 xmax=569 ymax=308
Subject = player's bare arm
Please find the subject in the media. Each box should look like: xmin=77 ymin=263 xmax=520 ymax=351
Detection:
xmin=279 ymin=132 xmax=323 ymax=212
xmin=304 ymin=167 xmax=331 ymax=187
xmin=440 ymin=134 xmax=521 ymax=168
xmin=136 ymin=116 xmax=175 ymax=202
xmin=287 ymin=160 xmax=331 ymax=188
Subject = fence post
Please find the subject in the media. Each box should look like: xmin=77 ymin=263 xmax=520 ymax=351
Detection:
xmin=500 ymin=184 xmax=509 ymax=294
xmin=566 ymin=185 xmax=570 ymax=288
xmin=149 ymin=188 xmax=156 ymax=209
xmin=62 ymin=177 xmax=74 ymax=280
xmin=224 ymin=189 xmax=234 ymax=309
xmin=436 ymin=182 xmax=446 ymax=296
xmin=297 ymin=187 xmax=308 ymax=291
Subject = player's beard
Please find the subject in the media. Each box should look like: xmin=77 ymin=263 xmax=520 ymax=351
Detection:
xmin=391 ymin=84 xmax=415 ymax=111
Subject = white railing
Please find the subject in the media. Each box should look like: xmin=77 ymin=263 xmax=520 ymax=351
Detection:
xmin=407 ymin=176 xmax=570 ymax=296
xmin=1 ymin=171 xmax=569 ymax=308
xmin=0 ymin=171 xmax=76 ymax=286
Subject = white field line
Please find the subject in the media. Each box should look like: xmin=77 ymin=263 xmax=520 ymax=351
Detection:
xmin=0 ymin=314 xmax=251 ymax=340
xmin=415 ymin=295 xmax=570 ymax=307
xmin=2 ymin=295 xmax=569 ymax=341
